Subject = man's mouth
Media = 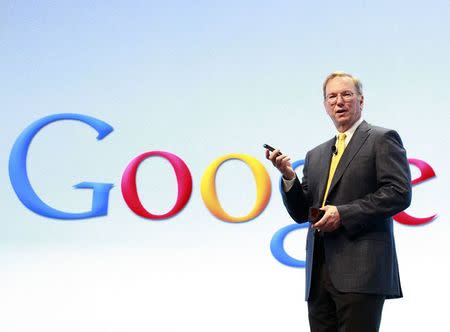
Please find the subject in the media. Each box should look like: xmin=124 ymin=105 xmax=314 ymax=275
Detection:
xmin=336 ymin=109 xmax=347 ymax=114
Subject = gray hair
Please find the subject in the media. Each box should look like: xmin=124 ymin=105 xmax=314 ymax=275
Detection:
xmin=322 ymin=71 xmax=363 ymax=99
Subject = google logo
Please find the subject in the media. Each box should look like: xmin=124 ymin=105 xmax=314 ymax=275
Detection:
xmin=8 ymin=114 xmax=438 ymax=267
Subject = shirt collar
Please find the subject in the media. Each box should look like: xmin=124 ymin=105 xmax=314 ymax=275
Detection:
xmin=335 ymin=117 xmax=364 ymax=146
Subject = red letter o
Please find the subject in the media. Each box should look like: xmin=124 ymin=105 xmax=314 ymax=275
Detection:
xmin=121 ymin=151 xmax=192 ymax=219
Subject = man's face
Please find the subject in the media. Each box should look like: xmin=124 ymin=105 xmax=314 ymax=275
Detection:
xmin=323 ymin=76 xmax=364 ymax=132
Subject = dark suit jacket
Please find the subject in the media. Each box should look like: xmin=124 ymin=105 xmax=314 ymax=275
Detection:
xmin=282 ymin=121 xmax=412 ymax=301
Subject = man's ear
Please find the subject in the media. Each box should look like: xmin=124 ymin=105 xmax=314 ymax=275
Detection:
xmin=323 ymin=100 xmax=329 ymax=112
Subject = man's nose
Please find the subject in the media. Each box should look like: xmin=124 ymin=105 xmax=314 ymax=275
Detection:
xmin=336 ymin=94 xmax=345 ymax=105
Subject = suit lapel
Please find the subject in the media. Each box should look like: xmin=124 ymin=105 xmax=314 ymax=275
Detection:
xmin=326 ymin=121 xmax=371 ymax=197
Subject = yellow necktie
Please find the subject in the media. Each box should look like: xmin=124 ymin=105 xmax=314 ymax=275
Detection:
xmin=322 ymin=133 xmax=346 ymax=206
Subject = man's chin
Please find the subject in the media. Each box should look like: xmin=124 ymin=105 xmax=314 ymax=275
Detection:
xmin=335 ymin=119 xmax=349 ymax=127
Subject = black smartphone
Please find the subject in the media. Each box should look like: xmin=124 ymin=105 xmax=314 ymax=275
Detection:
xmin=263 ymin=144 xmax=282 ymax=156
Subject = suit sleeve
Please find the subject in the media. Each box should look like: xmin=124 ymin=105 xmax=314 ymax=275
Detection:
xmin=338 ymin=130 xmax=412 ymax=237
xmin=281 ymin=152 xmax=312 ymax=223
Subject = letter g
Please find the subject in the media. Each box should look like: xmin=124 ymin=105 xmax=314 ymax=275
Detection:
xmin=9 ymin=113 xmax=114 ymax=220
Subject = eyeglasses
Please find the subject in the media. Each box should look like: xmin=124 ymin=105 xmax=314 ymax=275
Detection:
xmin=325 ymin=91 xmax=356 ymax=105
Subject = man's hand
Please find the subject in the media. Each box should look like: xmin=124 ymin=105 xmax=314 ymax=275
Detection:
xmin=265 ymin=148 xmax=296 ymax=180
xmin=313 ymin=205 xmax=341 ymax=232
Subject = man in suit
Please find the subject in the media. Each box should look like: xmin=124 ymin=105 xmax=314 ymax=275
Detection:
xmin=266 ymin=72 xmax=411 ymax=332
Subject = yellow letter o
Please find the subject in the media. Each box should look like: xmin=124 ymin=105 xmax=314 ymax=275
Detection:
xmin=200 ymin=153 xmax=271 ymax=222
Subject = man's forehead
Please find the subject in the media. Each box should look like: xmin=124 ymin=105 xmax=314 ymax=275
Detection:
xmin=326 ymin=76 xmax=356 ymax=92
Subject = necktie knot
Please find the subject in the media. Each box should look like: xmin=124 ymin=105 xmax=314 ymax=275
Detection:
xmin=338 ymin=133 xmax=346 ymax=142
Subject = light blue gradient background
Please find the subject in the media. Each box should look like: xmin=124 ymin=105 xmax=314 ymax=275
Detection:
xmin=1 ymin=1 xmax=449 ymax=331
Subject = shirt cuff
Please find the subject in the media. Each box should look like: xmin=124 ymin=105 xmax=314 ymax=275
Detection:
xmin=282 ymin=175 xmax=296 ymax=192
